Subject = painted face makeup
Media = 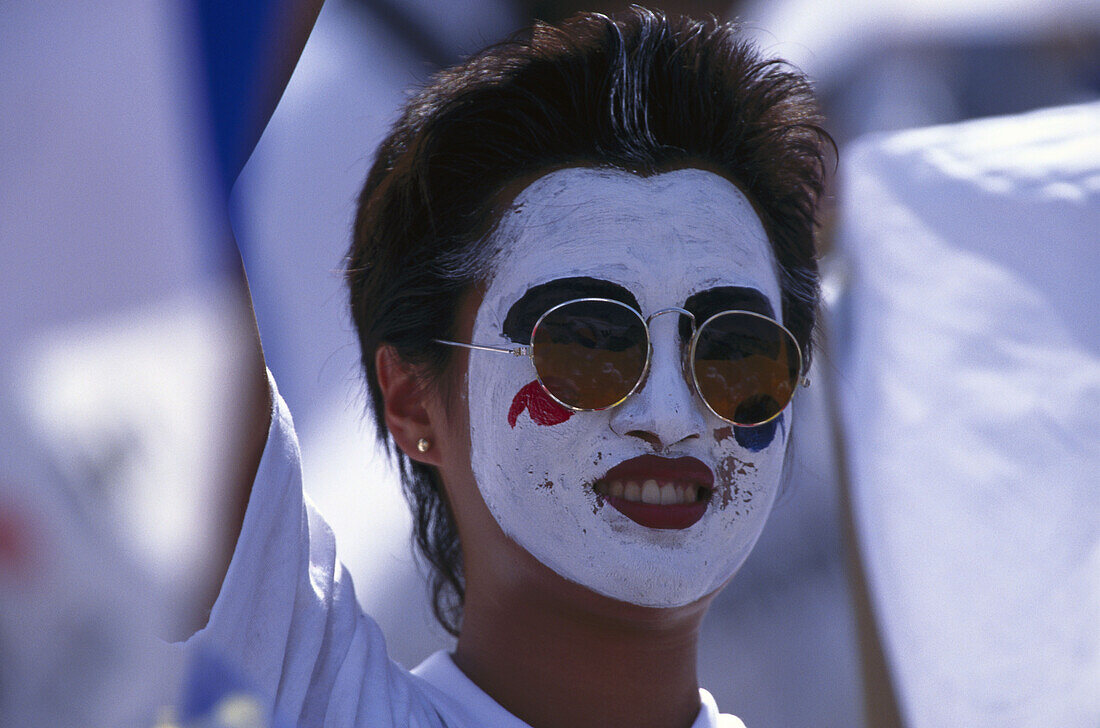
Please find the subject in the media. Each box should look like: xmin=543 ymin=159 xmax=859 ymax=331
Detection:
xmin=467 ymin=167 xmax=791 ymax=607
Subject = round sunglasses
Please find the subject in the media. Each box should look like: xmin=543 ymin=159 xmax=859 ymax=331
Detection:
xmin=435 ymin=297 xmax=806 ymax=427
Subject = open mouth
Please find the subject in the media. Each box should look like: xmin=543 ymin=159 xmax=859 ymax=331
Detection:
xmin=593 ymin=455 xmax=714 ymax=530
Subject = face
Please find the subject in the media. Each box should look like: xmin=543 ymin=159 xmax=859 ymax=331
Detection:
xmin=466 ymin=167 xmax=790 ymax=608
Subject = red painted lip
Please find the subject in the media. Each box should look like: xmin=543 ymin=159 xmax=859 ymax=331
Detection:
xmin=596 ymin=455 xmax=714 ymax=530
xmin=603 ymin=497 xmax=709 ymax=530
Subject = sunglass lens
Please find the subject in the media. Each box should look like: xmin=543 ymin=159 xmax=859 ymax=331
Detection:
xmin=692 ymin=312 xmax=801 ymax=426
xmin=531 ymin=300 xmax=648 ymax=410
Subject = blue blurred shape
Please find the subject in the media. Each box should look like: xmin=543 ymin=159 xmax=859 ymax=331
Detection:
xmin=179 ymin=646 xmax=283 ymax=728
xmin=192 ymin=0 xmax=277 ymax=205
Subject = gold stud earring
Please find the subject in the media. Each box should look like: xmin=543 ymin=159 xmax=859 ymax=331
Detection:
xmin=417 ymin=438 xmax=431 ymax=453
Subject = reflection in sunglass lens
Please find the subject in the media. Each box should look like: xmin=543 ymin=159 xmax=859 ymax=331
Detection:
xmin=692 ymin=312 xmax=800 ymax=426
xmin=531 ymin=300 xmax=648 ymax=410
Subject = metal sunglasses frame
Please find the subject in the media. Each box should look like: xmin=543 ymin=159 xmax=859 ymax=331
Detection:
xmin=434 ymin=296 xmax=807 ymax=427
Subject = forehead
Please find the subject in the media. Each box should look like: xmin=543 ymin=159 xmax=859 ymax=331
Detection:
xmin=483 ymin=167 xmax=781 ymax=316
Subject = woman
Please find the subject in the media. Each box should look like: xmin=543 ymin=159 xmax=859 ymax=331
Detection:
xmin=190 ymin=8 xmax=828 ymax=727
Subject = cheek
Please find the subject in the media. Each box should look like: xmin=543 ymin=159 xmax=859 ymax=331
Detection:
xmin=508 ymin=380 xmax=574 ymax=428
xmin=711 ymin=415 xmax=787 ymax=509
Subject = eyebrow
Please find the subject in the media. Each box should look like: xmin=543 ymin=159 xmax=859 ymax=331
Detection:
xmin=681 ymin=286 xmax=777 ymax=340
xmin=684 ymin=286 xmax=775 ymax=319
xmin=502 ymin=277 xmax=641 ymax=344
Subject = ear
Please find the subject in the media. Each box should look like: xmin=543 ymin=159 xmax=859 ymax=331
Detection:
xmin=375 ymin=345 xmax=442 ymax=466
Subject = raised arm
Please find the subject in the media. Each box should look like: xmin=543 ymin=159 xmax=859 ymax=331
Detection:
xmin=195 ymin=0 xmax=326 ymax=634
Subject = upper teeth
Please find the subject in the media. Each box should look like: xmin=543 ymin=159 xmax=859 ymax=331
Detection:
xmin=603 ymin=479 xmax=701 ymax=505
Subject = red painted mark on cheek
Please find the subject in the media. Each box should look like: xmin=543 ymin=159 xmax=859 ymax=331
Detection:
xmin=507 ymin=380 xmax=573 ymax=428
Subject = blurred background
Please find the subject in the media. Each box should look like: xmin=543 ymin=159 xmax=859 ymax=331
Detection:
xmin=3 ymin=0 xmax=1098 ymax=726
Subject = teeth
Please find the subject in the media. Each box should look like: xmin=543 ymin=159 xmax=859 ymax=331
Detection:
xmin=659 ymin=483 xmax=677 ymax=505
xmin=601 ymin=479 xmax=708 ymax=505
xmin=624 ymin=481 xmax=641 ymax=502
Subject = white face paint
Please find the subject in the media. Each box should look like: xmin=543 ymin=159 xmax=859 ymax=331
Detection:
xmin=467 ymin=167 xmax=792 ymax=607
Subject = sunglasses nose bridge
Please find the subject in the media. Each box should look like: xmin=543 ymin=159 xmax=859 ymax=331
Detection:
xmin=645 ymin=306 xmax=695 ymax=330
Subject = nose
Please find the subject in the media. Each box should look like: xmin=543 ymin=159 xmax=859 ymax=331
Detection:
xmin=608 ymin=311 xmax=707 ymax=449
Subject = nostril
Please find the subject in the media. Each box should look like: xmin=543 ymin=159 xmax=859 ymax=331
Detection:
xmin=624 ymin=429 xmax=701 ymax=449
xmin=626 ymin=430 xmax=661 ymax=446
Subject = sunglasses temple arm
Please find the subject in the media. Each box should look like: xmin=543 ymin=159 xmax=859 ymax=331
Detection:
xmin=434 ymin=339 xmax=530 ymax=357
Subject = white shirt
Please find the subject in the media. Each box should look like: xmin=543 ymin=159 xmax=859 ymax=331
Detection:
xmin=185 ymin=374 xmax=745 ymax=728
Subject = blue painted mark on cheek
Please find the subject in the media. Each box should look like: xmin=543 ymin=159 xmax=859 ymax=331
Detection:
xmin=734 ymin=414 xmax=782 ymax=452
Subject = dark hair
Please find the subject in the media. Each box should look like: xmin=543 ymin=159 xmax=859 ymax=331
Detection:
xmin=346 ymin=7 xmax=830 ymax=635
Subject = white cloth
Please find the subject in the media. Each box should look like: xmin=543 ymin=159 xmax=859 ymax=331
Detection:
xmin=413 ymin=651 xmax=744 ymax=728
xmin=836 ymin=102 xmax=1100 ymax=727
xmin=184 ymin=373 xmax=745 ymax=728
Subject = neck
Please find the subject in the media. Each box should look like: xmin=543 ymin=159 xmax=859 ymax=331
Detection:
xmin=454 ymin=557 xmax=713 ymax=728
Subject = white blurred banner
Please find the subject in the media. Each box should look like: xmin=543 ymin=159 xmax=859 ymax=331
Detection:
xmin=835 ymin=102 xmax=1100 ymax=727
